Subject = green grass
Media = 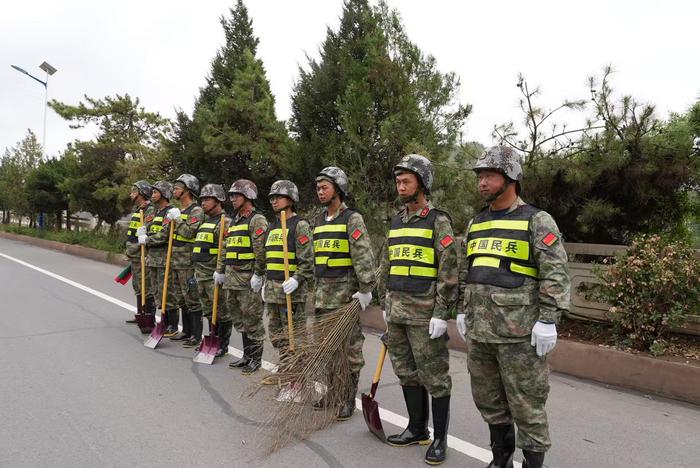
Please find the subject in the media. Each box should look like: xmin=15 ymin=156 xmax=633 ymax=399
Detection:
xmin=0 ymin=224 xmax=124 ymax=253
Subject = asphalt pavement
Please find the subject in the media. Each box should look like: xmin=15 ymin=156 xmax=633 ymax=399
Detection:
xmin=1 ymin=236 xmax=698 ymax=468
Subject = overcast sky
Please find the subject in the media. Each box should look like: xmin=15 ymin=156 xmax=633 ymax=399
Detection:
xmin=1 ymin=0 xmax=698 ymax=158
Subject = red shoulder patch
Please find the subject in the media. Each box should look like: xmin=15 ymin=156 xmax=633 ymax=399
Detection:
xmin=350 ymin=228 xmax=363 ymax=240
xmin=188 ymin=216 xmax=199 ymax=224
xmin=163 ymin=218 xmax=171 ymax=225
xmin=542 ymin=232 xmax=558 ymax=247
xmin=419 ymin=206 xmax=430 ymax=217
xmin=255 ymin=227 xmax=265 ymax=236
xmin=440 ymin=235 xmax=454 ymax=248
xmin=145 ymin=214 xmax=154 ymax=222
xmin=298 ymin=234 xmax=310 ymax=245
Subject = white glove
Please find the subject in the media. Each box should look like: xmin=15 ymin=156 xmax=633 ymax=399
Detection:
xmin=137 ymin=234 xmax=148 ymax=245
xmin=352 ymin=291 xmax=372 ymax=311
xmin=428 ymin=317 xmax=448 ymax=339
xmin=136 ymin=226 xmax=146 ymax=237
xmin=531 ymin=321 xmax=558 ymax=357
xmin=382 ymin=310 xmax=387 ymax=324
xmin=282 ymin=277 xmax=299 ymax=294
xmin=456 ymin=313 xmax=468 ymax=341
xmin=166 ymin=207 xmax=181 ymax=221
xmin=250 ymin=274 xmax=263 ymax=293
xmin=213 ymin=272 xmax=225 ymax=285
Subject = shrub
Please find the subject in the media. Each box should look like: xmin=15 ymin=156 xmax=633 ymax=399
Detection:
xmin=589 ymin=234 xmax=700 ymax=354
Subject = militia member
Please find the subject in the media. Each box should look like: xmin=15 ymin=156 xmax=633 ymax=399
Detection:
xmin=125 ymin=180 xmax=156 ymax=330
xmin=191 ymin=184 xmax=230 ymax=352
xmin=312 ymin=166 xmax=375 ymax=420
xmin=457 ymin=146 xmax=570 ymax=468
xmin=169 ymin=174 xmax=205 ymax=343
xmin=262 ymin=180 xmax=314 ymax=379
xmin=214 ymin=179 xmax=268 ymax=374
xmin=138 ymin=180 xmax=179 ymax=335
xmin=379 ymin=154 xmax=457 ymax=465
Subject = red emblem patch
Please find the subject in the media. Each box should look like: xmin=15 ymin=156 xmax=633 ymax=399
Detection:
xmin=189 ymin=216 xmax=199 ymax=224
xmin=542 ymin=232 xmax=558 ymax=247
xmin=255 ymin=227 xmax=265 ymax=236
xmin=351 ymin=229 xmax=363 ymax=240
xmin=163 ymin=219 xmax=171 ymax=225
xmin=298 ymin=234 xmax=310 ymax=245
xmin=439 ymin=235 xmax=454 ymax=248
xmin=145 ymin=214 xmax=154 ymax=222
xmin=419 ymin=206 xmax=430 ymax=217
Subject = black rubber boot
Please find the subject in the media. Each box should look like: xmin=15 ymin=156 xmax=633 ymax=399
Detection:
xmin=387 ymin=386 xmax=430 ymax=447
xmin=522 ymin=450 xmax=545 ymax=468
xmin=184 ymin=312 xmax=203 ymax=348
xmin=241 ymin=339 xmax=263 ymax=375
xmin=126 ymin=294 xmax=140 ymax=323
xmin=163 ymin=309 xmax=179 ymax=337
xmin=230 ymin=333 xmax=251 ymax=368
xmin=336 ymin=372 xmax=359 ymax=421
xmin=425 ymin=395 xmax=450 ymax=465
xmin=216 ymin=321 xmax=233 ymax=357
xmin=486 ymin=424 xmax=515 ymax=468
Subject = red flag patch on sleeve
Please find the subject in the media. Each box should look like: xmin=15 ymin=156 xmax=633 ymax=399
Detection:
xmin=255 ymin=227 xmax=265 ymax=236
xmin=298 ymin=234 xmax=310 ymax=245
xmin=542 ymin=232 xmax=558 ymax=247
xmin=188 ymin=216 xmax=199 ymax=224
xmin=419 ymin=206 xmax=431 ymax=217
xmin=351 ymin=228 xmax=363 ymax=240
xmin=145 ymin=214 xmax=154 ymax=222
xmin=440 ymin=235 xmax=454 ymax=248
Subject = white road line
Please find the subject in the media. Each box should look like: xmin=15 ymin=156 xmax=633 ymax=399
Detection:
xmin=0 ymin=249 xmax=517 ymax=466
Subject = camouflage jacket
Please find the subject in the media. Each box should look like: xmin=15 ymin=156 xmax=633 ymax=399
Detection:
xmin=145 ymin=203 xmax=173 ymax=267
xmin=378 ymin=202 xmax=459 ymax=325
xmin=216 ymin=208 xmax=269 ymax=290
xmin=193 ymin=212 xmax=230 ymax=277
xmin=457 ymin=197 xmax=571 ymax=343
xmin=312 ymin=203 xmax=376 ymax=310
xmin=262 ymin=213 xmax=314 ymax=305
xmin=124 ymin=201 xmax=156 ymax=259
xmin=171 ymin=202 xmax=205 ymax=269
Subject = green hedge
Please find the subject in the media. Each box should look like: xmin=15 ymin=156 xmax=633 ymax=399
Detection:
xmin=0 ymin=224 xmax=123 ymax=254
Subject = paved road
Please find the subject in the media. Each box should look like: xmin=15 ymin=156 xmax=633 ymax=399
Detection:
xmin=1 ymin=236 xmax=698 ymax=468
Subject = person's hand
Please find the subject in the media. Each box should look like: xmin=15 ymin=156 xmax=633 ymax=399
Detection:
xmin=382 ymin=310 xmax=387 ymax=324
xmin=428 ymin=318 xmax=448 ymax=339
xmin=137 ymin=234 xmax=147 ymax=245
xmin=352 ymin=291 xmax=372 ymax=311
xmin=456 ymin=313 xmax=468 ymax=341
xmin=282 ymin=277 xmax=299 ymax=294
xmin=531 ymin=321 xmax=557 ymax=357
xmin=166 ymin=207 xmax=181 ymax=221
xmin=213 ymin=272 xmax=225 ymax=285
xmin=136 ymin=226 xmax=146 ymax=237
xmin=250 ymin=274 xmax=263 ymax=293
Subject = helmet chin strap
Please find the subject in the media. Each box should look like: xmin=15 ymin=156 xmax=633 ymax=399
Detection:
xmin=485 ymin=180 xmax=512 ymax=203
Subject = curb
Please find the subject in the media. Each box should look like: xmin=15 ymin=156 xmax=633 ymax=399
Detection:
xmin=2 ymin=229 xmax=698 ymax=405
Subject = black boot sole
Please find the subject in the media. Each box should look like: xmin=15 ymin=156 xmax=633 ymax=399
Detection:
xmin=386 ymin=438 xmax=431 ymax=448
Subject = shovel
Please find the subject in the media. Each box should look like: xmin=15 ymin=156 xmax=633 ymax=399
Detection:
xmin=362 ymin=340 xmax=388 ymax=442
xmin=144 ymin=219 xmax=175 ymax=349
xmin=134 ymin=210 xmax=155 ymax=333
xmin=194 ymin=214 xmax=227 ymax=364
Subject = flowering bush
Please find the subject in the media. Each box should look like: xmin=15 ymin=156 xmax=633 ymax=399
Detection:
xmin=589 ymin=234 xmax=700 ymax=354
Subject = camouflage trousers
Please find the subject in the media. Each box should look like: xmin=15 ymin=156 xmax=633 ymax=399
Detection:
xmin=225 ymin=288 xmax=265 ymax=341
xmin=129 ymin=259 xmax=151 ymax=298
xmin=194 ymin=274 xmax=230 ymax=323
xmin=148 ymin=266 xmax=176 ymax=310
xmin=468 ymin=340 xmax=551 ymax=452
xmin=386 ymin=322 xmax=451 ymax=398
xmin=315 ymin=308 xmax=365 ymax=375
xmin=171 ymin=268 xmax=201 ymax=313
xmin=265 ymin=302 xmax=306 ymax=351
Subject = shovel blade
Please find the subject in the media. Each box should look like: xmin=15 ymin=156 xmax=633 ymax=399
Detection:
xmin=361 ymin=393 xmax=386 ymax=442
xmin=193 ymin=335 xmax=220 ymax=364
xmin=143 ymin=321 xmax=165 ymax=349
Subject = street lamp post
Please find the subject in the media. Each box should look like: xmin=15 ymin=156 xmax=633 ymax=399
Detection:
xmin=10 ymin=61 xmax=58 ymax=155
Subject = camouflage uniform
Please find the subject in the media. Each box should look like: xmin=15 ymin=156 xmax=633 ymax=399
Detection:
xmin=194 ymin=213 xmax=230 ymax=323
xmin=145 ymin=203 xmax=176 ymax=311
xmin=124 ymin=201 xmax=156 ymax=299
xmin=458 ymin=196 xmax=570 ymax=453
xmin=378 ymin=202 xmax=458 ymax=399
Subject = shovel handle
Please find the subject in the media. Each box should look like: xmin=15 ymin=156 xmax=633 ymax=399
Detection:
xmin=139 ymin=210 xmax=146 ymax=307
xmin=160 ymin=220 xmax=175 ymax=312
xmin=280 ymin=210 xmax=295 ymax=352
xmin=211 ymin=214 xmax=227 ymax=326
xmin=371 ymin=343 xmax=387 ymax=388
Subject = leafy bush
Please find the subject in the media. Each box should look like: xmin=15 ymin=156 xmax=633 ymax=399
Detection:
xmin=0 ymin=225 xmax=123 ymax=253
xmin=588 ymin=234 xmax=700 ymax=354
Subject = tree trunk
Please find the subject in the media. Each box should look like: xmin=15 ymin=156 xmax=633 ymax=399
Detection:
xmin=65 ymin=211 xmax=71 ymax=231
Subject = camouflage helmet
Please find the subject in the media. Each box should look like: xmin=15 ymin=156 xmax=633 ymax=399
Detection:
xmin=268 ymin=180 xmax=299 ymax=203
xmin=316 ymin=166 xmax=349 ymax=197
xmin=152 ymin=180 xmax=174 ymax=200
xmin=174 ymin=173 xmax=200 ymax=196
xmin=693 ymin=136 xmax=700 ymax=152
xmin=394 ymin=154 xmax=434 ymax=191
xmin=199 ymin=183 xmax=226 ymax=202
xmin=473 ymin=146 xmax=524 ymax=183
xmin=228 ymin=179 xmax=258 ymax=200
xmin=132 ymin=180 xmax=152 ymax=200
